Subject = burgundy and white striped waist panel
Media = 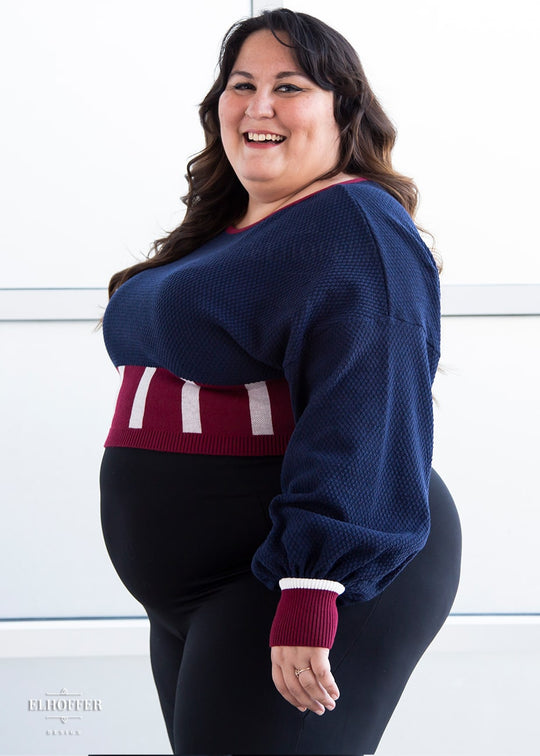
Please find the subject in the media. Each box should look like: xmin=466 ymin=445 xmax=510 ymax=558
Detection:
xmin=104 ymin=366 xmax=296 ymax=455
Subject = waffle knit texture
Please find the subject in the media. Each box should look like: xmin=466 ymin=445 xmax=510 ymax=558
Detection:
xmin=102 ymin=179 xmax=441 ymax=649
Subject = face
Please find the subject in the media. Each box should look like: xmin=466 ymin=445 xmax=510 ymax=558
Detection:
xmin=218 ymin=29 xmax=341 ymax=204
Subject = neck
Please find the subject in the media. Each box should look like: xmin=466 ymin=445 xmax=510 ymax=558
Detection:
xmin=237 ymin=173 xmax=357 ymax=229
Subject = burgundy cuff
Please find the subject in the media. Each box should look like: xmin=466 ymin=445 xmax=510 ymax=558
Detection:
xmin=269 ymin=588 xmax=339 ymax=649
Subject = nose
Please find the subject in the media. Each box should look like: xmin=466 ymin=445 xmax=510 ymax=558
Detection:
xmin=244 ymin=89 xmax=275 ymax=119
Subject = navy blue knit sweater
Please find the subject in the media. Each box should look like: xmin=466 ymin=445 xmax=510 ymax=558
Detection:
xmin=102 ymin=179 xmax=440 ymax=648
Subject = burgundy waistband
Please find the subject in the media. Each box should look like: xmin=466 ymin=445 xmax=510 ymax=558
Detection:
xmin=105 ymin=366 xmax=295 ymax=455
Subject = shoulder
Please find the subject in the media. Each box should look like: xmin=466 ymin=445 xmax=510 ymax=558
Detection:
xmin=233 ymin=180 xmax=440 ymax=340
xmin=265 ymin=179 xmax=427 ymax=268
xmin=280 ymin=179 xmax=438 ymax=294
xmin=282 ymin=180 xmax=440 ymax=345
xmin=298 ymin=178 xmax=412 ymax=228
xmin=331 ymin=180 xmax=440 ymax=328
xmin=320 ymin=180 xmax=430 ymax=266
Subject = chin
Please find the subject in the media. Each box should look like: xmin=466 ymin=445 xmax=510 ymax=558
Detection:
xmin=240 ymin=172 xmax=283 ymax=187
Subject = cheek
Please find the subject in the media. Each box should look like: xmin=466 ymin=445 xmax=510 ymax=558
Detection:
xmin=295 ymin=100 xmax=339 ymax=144
xmin=317 ymin=105 xmax=340 ymax=139
xmin=217 ymin=96 xmax=227 ymax=132
xmin=316 ymin=116 xmax=341 ymax=152
xmin=218 ymin=93 xmax=243 ymax=132
xmin=218 ymin=96 xmax=233 ymax=136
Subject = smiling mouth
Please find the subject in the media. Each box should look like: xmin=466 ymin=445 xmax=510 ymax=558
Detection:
xmin=244 ymin=132 xmax=286 ymax=143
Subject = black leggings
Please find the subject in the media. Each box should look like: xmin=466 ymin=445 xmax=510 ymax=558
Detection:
xmin=100 ymin=449 xmax=461 ymax=756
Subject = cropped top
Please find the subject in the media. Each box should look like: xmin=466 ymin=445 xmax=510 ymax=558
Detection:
xmin=102 ymin=178 xmax=441 ymax=649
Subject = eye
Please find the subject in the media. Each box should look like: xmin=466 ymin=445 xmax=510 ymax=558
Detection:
xmin=232 ymin=82 xmax=255 ymax=91
xmin=276 ymin=84 xmax=303 ymax=93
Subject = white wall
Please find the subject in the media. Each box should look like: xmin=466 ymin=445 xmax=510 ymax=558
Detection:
xmin=255 ymin=0 xmax=540 ymax=285
xmin=0 ymin=0 xmax=248 ymax=287
xmin=1 ymin=1 xmax=539 ymax=754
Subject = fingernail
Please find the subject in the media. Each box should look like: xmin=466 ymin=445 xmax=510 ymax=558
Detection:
xmin=316 ymin=709 xmax=325 ymax=716
xmin=331 ymin=693 xmax=339 ymax=700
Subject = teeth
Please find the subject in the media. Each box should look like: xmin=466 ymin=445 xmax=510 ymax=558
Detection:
xmin=246 ymin=132 xmax=285 ymax=142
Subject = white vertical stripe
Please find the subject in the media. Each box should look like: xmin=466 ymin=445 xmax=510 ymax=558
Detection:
xmin=181 ymin=380 xmax=202 ymax=433
xmin=245 ymin=381 xmax=274 ymax=435
xmin=129 ymin=367 xmax=157 ymax=429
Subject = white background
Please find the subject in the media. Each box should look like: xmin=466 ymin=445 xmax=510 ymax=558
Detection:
xmin=2 ymin=0 xmax=539 ymax=286
xmin=1 ymin=1 xmax=539 ymax=754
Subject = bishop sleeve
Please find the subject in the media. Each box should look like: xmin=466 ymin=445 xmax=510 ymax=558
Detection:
xmin=251 ymin=313 xmax=439 ymax=649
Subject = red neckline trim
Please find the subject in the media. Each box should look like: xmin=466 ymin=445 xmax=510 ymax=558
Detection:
xmin=226 ymin=177 xmax=366 ymax=234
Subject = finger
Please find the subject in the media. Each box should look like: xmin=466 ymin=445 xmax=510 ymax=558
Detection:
xmin=310 ymin=655 xmax=340 ymax=702
xmin=295 ymin=668 xmax=336 ymax=712
xmin=283 ymin=668 xmax=327 ymax=715
xmin=271 ymin=663 xmax=308 ymax=712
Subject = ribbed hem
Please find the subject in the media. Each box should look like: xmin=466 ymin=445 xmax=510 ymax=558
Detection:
xmin=269 ymin=588 xmax=339 ymax=649
xmin=104 ymin=428 xmax=291 ymax=456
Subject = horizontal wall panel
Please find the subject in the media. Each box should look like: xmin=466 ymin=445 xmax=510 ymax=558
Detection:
xmin=441 ymin=283 xmax=540 ymax=316
xmin=1 ymin=615 xmax=538 ymax=659
xmin=0 ymin=289 xmax=108 ymax=321
xmin=1 ymin=284 xmax=539 ymax=321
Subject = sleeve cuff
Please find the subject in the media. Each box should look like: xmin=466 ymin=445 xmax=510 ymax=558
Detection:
xmin=269 ymin=578 xmax=345 ymax=649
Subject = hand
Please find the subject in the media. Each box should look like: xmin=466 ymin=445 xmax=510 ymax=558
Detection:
xmin=271 ymin=645 xmax=340 ymax=715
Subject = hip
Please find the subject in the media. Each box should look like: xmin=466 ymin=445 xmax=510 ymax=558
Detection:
xmin=99 ymin=447 xmax=460 ymax=611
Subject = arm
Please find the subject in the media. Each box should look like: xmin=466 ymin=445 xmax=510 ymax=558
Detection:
xmin=255 ymin=313 xmax=438 ymax=714
xmin=252 ymin=313 xmax=438 ymax=646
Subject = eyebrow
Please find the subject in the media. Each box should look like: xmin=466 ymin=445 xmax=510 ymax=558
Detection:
xmin=229 ymin=69 xmax=309 ymax=80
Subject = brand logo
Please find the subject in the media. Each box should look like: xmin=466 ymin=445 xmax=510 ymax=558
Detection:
xmin=27 ymin=687 xmax=103 ymax=736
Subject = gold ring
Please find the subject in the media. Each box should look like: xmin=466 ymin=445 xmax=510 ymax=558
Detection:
xmin=294 ymin=666 xmax=311 ymax=678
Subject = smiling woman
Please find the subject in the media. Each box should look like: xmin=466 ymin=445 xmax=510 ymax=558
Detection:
xmin=217 ymin=29 xmax=351 ymax=225
xmin=100 ymin=8 xmax=461 ymax=756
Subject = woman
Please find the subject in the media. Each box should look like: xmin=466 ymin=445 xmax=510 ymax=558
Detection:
xmin=100 ymin=8 xmax=461 ymax=755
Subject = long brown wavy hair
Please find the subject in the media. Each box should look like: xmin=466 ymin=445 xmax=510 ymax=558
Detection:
xmin=108 ymin=8 xmax=438 ymax=297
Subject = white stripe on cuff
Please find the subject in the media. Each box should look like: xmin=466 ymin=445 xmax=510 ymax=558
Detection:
xmin=279 ymin=578 xmax=345 ymax=595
